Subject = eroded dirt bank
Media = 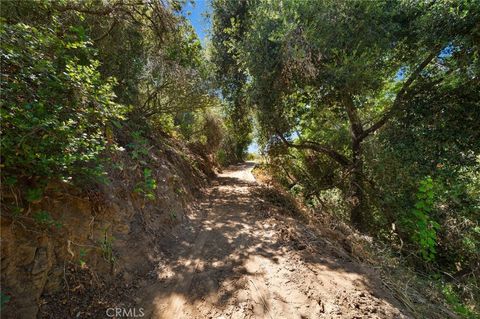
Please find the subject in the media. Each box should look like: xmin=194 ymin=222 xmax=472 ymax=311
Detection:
xmin=138 ymin=162 xmax=412 ymax=319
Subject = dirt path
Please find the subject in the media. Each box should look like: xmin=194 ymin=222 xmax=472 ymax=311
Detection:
xmin=139 ymin=162 xmax=411 ymax=319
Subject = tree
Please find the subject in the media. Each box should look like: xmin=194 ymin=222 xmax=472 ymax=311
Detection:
xmin=0 ymin=20 xmax=125 ymax=185
xmin=211 ymin=0 xmax=253 ymax=163
xmin=219 ymin=0 xmax=479 ymax=230
xmin=1 ymin=0 xmax=226 ymax=187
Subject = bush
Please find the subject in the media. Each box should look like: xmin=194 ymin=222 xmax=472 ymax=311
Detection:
xmin=1 ymin=22 xmax=125 ymax=187
xmin=405 ymin=177 xmax=440 ymax=262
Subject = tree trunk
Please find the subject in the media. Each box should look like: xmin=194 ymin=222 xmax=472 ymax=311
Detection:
xmin=342 ymin=95 xmax=367 ymax=231
xmin=349 ymin=139 xmax=365 ymax=231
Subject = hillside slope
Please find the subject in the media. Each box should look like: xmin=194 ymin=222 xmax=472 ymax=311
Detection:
xmin=1 ymin=138 xmax=215 ymax=318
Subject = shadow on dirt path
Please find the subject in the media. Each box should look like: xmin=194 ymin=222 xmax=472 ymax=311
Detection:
xmin=138 ymin=161 xmax=412 ymax=319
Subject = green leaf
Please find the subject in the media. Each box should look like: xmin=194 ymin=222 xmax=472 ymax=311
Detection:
xmin=26 ymin=188 xmax=43 ymax=202
xmin=0 ymin=291 xmax=11 ymax=311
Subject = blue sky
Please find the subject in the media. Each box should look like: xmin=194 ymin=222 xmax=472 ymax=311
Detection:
xmin=182 ymin=0 xmax=212 ymax=44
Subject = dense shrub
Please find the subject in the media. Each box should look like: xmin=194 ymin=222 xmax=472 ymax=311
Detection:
xmin=1 ymin=22 xmax=125 ymax=186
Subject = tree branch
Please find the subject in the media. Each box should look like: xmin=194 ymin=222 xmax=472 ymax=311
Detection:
xmin=343 ymin=94 xmax=364 ymax=138
xmin=54 ymin=4 xmax=117 ymax=16
xmin=362 ymin=47 xmax=441 ymax=139
xmin=93 ymin=19 xmax=117 ymax=42
xmin=276 ymin=131 xmax=351 ymax=167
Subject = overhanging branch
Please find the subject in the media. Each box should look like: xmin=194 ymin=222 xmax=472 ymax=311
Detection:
xmin=362 ymin=46 xmax=441 ymax=139
xmin=276 ymin=131 xmax=351 ymax=167
xmin=93 ymin=19 xmax=117 ymax=42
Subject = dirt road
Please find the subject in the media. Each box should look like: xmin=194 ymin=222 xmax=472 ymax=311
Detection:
xmin=140 ymin=162 xmax=411 ymax=318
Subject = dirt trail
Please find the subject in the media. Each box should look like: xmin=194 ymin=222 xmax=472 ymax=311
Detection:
xmin=139 ymin=162 xmax=411 ymax=319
